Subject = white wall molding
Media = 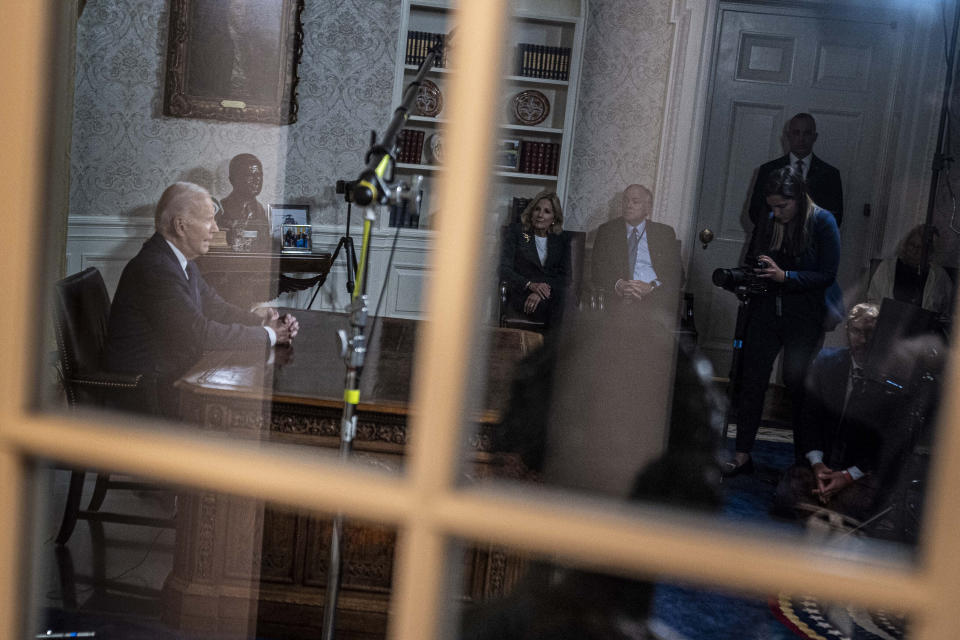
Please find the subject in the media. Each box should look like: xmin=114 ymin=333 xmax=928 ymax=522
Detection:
xmin=66 ymin=215 xmax=436 ymax=318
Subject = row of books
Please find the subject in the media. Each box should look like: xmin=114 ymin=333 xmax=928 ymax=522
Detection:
xmin=389 ymin=199 xmax=421 ymax=228
xmin=515 ymin=44 xmax=571 ymax=80
xmin=396 ymin=129 xmax=425 ymax=164
xmin=405 ymin=31 xmax=449 ymax=67
xmin=518 ymin=141 xmax=560 ymax=175
xmin=398 ymin=129 xmax=559 ymax=175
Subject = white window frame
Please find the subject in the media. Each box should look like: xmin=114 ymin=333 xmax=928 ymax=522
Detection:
xmin=3 ymin=2 xmax=960 ymax=639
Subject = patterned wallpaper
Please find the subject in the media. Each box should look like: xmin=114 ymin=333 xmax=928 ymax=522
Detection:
xmin=70 ymin=0 xmax=398 ymax=224
xmin=68 ymin=0 xmax=675 ymax=233
xmin=565 ymin=1 xmax=674 ymax=232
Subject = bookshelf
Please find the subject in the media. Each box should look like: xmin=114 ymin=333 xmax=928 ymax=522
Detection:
xmin=391 ymin=0 xmax=586 ymax=228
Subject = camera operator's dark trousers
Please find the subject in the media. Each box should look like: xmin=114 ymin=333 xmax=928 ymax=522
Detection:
xmin=736 ymin=296 xmax=823 ymax=460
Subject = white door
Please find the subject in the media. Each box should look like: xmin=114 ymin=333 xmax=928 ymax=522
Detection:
xmin=689 ymin=4 xmax=902 ymax=372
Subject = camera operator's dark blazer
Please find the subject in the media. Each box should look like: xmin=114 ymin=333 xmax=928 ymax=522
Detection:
xmin=590 ymin=217 xmax=682 ymax=319
xmin=748 ymin=154 xmax=844 ymax=227
xmin=104 ymin=233 xmax=269 ymax=385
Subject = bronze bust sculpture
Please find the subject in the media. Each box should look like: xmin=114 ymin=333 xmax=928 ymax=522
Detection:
xmin=218 ymin=153 xmax=271 ymax=251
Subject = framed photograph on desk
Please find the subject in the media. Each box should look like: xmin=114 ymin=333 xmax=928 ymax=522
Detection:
xmin=281 ymin=224 xmax=312 ymax=254
xmin=269 ymin=204 xmax=310 ymax=245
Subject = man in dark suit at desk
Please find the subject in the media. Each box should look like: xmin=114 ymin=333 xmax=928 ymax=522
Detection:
xmin=749 ymin=113 xmax=844 ymax=227
xmin=104 ymin=182 xmax=298 ymax=416
xmin=590 ymin=184 xmax=682 ymax=324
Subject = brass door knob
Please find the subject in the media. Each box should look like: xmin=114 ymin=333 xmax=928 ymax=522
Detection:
xmin=699 ymin=228 xmax=715 ymax=249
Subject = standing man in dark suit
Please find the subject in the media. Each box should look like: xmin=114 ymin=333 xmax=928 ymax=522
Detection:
xmin=749 ymin=113 xmax=844 ymax=227
xmin=104 ymin=182 xmax=298 ymax=416
xmin=590 ymin=184 xmax=682 ymax=323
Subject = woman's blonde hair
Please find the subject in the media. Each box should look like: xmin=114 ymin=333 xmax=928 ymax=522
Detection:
xmin=519 ymin=190 xmax=564 ymax=235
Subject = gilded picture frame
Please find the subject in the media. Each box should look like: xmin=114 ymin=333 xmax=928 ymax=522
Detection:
xmin=163 ymin=0 xmax=304 ymax=125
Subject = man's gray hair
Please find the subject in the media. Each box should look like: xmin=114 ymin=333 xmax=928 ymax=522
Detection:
xmin=155 ymin=182 xmax=212 ymax=234
xmin=847 ymin=302 xmax=879 ymax=324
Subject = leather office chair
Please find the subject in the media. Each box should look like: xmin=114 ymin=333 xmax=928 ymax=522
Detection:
xmin=499 ymin=230 xmax=587 ymax=332
xmin=52 ymin=267 xmax=174 ymax=545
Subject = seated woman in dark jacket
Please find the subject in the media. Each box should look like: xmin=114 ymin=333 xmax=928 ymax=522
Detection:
xmin=499 ymin=190 xmax=571 ymax=330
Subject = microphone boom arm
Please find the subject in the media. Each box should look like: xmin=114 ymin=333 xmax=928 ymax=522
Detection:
xmin=351 ymin=35 xmax=446 ymax=207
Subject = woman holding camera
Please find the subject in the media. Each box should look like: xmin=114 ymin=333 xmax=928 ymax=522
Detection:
xmin=724 ymin=166 xmax=841 ymax=477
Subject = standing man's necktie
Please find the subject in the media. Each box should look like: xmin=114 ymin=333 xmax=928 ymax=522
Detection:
xmin=627 ymin=227 xmax=640 ymax=278
xmin=795 ymin=157 xmax=805 ymax=179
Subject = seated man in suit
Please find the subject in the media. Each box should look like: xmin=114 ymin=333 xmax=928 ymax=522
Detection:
xmin=590 ymin=184 xmax=682 ymax=324
xmin=749 ymin=112 xmax=844 ymax=227
xmin=773 ymin=303 xmax=895 ymax=522
xmin=104 ymin=182 xmax=298 ymax=416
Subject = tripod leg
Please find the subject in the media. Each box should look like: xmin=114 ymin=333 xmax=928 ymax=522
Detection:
xmin=722 ymin=298 xmax=752 ymax=446
xmin=345 ymin=238 xmax=358 ymax=296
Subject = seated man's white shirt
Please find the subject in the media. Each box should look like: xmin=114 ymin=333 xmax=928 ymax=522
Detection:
xmin=627 ymin=221 xmax=659 ymax=283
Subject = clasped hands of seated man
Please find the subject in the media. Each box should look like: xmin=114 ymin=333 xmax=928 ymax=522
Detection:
xmin=810 ymin=462 xmax=855 ymax=504
xmin=254 ymin=307 xmax=300 ymax=345
xmin=614 ymin=278 xmax=657 ymax=302
xmin=524 ymin=281 xmax=552 ymax=314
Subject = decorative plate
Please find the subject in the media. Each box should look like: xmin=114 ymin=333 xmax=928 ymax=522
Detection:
xmin=426 ymin=133 xmax=444 ymax=164
xmin=416 ymin=79 xmax=443 ymax=117
xmin=512 ymin=89 xmax=550 ymax=126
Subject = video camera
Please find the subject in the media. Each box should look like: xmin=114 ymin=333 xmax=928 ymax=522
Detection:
xmin=335 ymin=179 xmax=359 ymax=204
xmin=712 ymin=258 xmax=773 ymax=298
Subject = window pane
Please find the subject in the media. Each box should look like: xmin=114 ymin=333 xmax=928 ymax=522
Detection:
xmin=464 ymin=1 xmax=953 ymax=563
xmin=455 ymin=547 xmax=914 ymax=640
xmin=474 ymin=220 xmax=945 ymax=556
xmin=33 ymin=461 xmax=401 ymax=639
xmin=39 ymin=1 xmax=468 ymax=470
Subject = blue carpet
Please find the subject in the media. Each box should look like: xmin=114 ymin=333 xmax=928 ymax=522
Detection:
xmin=650 ymin=438 xmax=805 ymax=640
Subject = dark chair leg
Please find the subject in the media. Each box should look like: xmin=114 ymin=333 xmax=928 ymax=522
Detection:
xmin=55 ymin=471 xmax=86 ymax=545
xmin=54 ymin=544 xmax=78 ymax=609
xmin=86 ymin=473 xmax=110 ymax=511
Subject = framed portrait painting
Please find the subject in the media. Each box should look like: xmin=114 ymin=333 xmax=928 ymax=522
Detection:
xmin=164 ymin=0 xmax=305 ymax=124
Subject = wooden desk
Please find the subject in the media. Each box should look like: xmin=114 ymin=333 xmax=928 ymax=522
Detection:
xmin=196 ymin=250 xmax=333 ymax=308
xmin=163 ymin=311 xmax=541 ymax=639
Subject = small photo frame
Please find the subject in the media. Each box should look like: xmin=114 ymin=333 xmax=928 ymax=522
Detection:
xmin=269 ymin=204 xmax=310 ymax=244
xmin=281 ymin=224 xmax=312 ymax=254
xmin=494 ymin=139 xmax=520 ymax=170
